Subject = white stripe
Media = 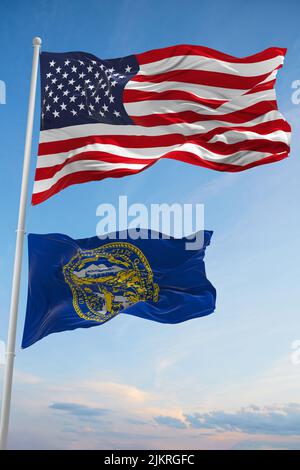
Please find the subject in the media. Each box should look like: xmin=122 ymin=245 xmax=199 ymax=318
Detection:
xmin=37 ymin=143 xmax=178 ymax=167
xmin=139 ymin=54 xmax=284 ymax=77
xmin=171 ymin=142 xmax=283 ymax=165
xmin=125 ymin=79 xmax=246 ymax=101
xmin=124 ymin=89 xmax=276 ymax=117
xmin=33 ymin=160 xmax=147 ymax=194
xmin=209 ymin=130 xmax=291 ymax=145
xmin=34 ymin=142 xmax=283 ymax=196
xmin=39 ymin=110 xmax=286 ymax=143
xmin=37 ymin=129 xmax=290 ymax=170
xmin=258 ymin=69 xmax=277 ymax=84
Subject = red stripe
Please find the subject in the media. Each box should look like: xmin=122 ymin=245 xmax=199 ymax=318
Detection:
xmin=38 ymin=133 xmax=185 ymax=155
xmin=123 ymin=89 xmax=226 ymax=108
xmin=162 ymin=150 xmax=289 ymax=170
xmin=32 ymin=150 xmax=289 ymax=205
xmin=198 ymin=139 xmax=289 ymax=155
xmin=131 ymin=69 xmax=274 ymax=90
xmin=38 ymin=119 xmax=291 ymax=156
xmin=136 ymin=45 xmax=286 ymax=65
xmin=36 ymin=139 xmax=289 ymax=182
xmin=245 ymin=79 xmax=276 ymax=95
xmin=130 ymin=101 xmax=278 ymax=127
xmin=32 ymin=166 xmax=154 ymax=205
xmin=35 ymin=152 xmax=156 ymax=180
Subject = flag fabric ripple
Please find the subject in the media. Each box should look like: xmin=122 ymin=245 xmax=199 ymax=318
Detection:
xmin=21 ymin=230 xmax=216 ymax=348
xmin=32 ymin=44 xmax=291 ymax=204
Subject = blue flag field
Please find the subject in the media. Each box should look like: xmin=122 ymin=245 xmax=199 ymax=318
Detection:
xmin=22 ymin=230 xmax=216 ymax=348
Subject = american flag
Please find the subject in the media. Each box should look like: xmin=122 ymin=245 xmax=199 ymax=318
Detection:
xmin=33 ymin=44 xmax=291 ymax=205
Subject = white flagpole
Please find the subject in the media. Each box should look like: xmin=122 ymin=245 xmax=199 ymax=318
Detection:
xmin=0 ymin=37 xmax=41 ymax=450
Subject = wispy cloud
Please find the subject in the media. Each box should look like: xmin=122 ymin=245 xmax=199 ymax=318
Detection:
xmin=49 ymin=402 xmax=110 ymax=418
xmin=154 ymin=415 xmax=187 ymax=429
xmin=233 ymin=438 xmax=300 ymax=450
xmin=84 ymin=380 xmax=153 ymax=404
xmin=14 ymin=370 xmax=42 ymax=385
xmin=184 ymin=403 xmax=300 ymax=436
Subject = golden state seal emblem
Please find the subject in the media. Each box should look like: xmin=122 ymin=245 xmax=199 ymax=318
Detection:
xmin=63 ymin=242 xmax=159 ymax=322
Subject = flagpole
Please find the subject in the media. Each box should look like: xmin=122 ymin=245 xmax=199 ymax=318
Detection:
xmin=0 ymin=37 xmax=41 ymax=450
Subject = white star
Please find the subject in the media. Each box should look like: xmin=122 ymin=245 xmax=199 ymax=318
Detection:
xmin=95 ymin=95 xmax=101 ymax=103
xmin=102 ymin=104 xmax=108 ymax=112
xmin=84 ymin=79 xmax=91 ymax=84
xmin=79 ymin=72 xmax=86 ymax=79
xmin=100 ymin=64 xmax=105 ymax=70
xmin=111 ymin=80 xmax=117 ymax=87
xmin=46 ymin=72 xmax=52 ymax=78
xmin=57 ymin=83 xmax=64 ymax=90
xmin=56 ymin=66 xmax=61 ymax=73
xmin=101 ymin=83 xmax=106 ymax=89
xmin=89 ymin=104 xmax=95 ymax=111
xmin=88 ymin=84 xmax=95 ymax=90
xmin=46 ymin=104 xmax=51 ymax=111
xmin=53 ymin=96 xmax=59 ymax=103
xmin=48 ymin=90 xmax=54 ymax=97
xmin=49 ymin=60 xmax=56 ymax=67
xmin=68 ymin=79 xmax=75 ymax=85
xmin=79 ymin=60 xmax=85 ymax=65
xmin=51 ymin=78 xmax=57 ymax=84
xmin=45 ymin=85 xmax=49 ymax=91
xmin=64 ymin=59 xmax=70 ymax=66
xmin=125 ymin=65 xmax=132 ymax=73
xmin=104 ymin=90 xmax=109 ymax=97
xmin=91 ymin=60 xmax=97 ymax=65
xmin=119 ymin=75 xmax=125 ymax=79
xmin=63 ymin=90 xmax=70 ymax=96
xmin=81 ymin=90 xmax=86 ymax=96
xmin=71 ymin=66 xmax=77 ymax=73
xmin=87 ymin=65 xmax=93 ymax=72
xmin=113 ymin=110 xmax=120 ymax=117
xmin=52 ymin=110 xmax=59 ymax=118
xmin=109 ymin=95 xmax=115 ymax=103
xmin=71 ymin=109 xmax=77 ymax=116
xmin=62 ymin=72 xmax=69 ymax=79
xmin=60 ymin=102 xmax=67 ymax=110
xmin=95 ymin=72 xmax=100 ymax=79
xmin=108 ymin=67 xmax=115 ymax=73
xmin=99 ymin=111 xmax=104 ymax=117
xmin=69 ymin=95 xmax=77 ymax=102
xmin=78 ymin=103 xmax=85 ymax=110
xmin=75 ymin=85 xmax=82 ymax=91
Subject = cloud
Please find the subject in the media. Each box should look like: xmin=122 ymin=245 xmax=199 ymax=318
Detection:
xmin=84 ymin=380 xmax=152 ymax=403
xmin=185 ymin=403 xmax=300 ymax=436
xmin=233 ymin=439 xmax=300 ymax=450
xmin=154 ymin=416 xmax=187 ymax=429
xmin=14 ymin=370 xmax=42 ymax=385
xmin=151 ymin=402 xmax=300 ymax=437
xmin=49 ymin=402 xmax=109 ymax=418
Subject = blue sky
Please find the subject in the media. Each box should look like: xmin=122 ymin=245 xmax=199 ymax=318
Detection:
xmin=1 ymin=0 xmax=300 ymax=449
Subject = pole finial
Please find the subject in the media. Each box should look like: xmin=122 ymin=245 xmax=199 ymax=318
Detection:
xmin=33 ymin=37 xmax=42 ymax=46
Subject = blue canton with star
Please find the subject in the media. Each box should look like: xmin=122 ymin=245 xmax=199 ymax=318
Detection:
xmin=40 ymin=51 xmax=139 ymax=130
